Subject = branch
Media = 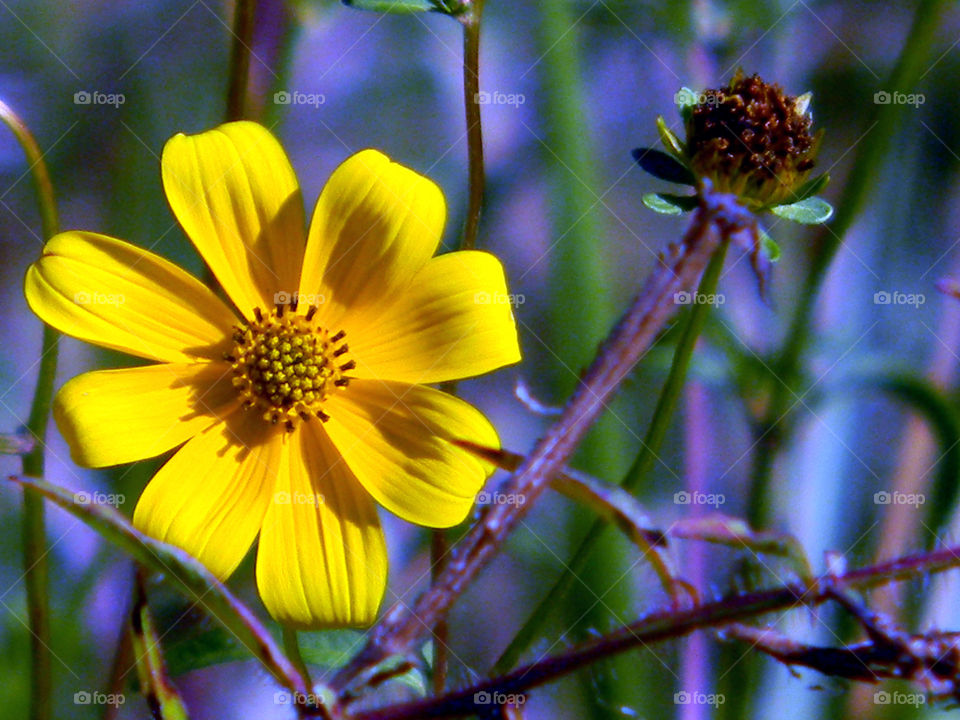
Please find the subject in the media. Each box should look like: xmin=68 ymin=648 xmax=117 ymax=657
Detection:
xmin=324 ymin=544 xmax=960 ymax=719
xmin=330 ymin=190 xmax=756 ymax=701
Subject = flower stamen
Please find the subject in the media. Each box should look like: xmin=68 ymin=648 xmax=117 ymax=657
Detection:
xmin=227 ymin=304 xmax=352 ymax=431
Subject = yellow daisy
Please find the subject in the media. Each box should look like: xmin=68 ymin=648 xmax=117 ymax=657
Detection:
xmin=24 ymin=121 xmax=521 ymax=628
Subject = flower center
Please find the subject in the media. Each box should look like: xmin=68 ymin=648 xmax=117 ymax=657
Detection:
xmin=227 ymin=303 xmax=354 ymax=431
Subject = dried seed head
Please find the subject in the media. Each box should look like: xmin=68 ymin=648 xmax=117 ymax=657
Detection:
xmin=685 ymin=70 xmax=822 ymax=208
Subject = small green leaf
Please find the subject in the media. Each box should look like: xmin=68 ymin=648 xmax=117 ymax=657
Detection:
xmin=675 ymin=86 xmax=699 ymax=119
xmin=759 ymin=228 xmax=781 ymax=262
xmin=656 ymin=115 xmax=685 ymax=158
xmin=298 ymin=629 xmax=365 ymax=668
xmin=770 ymin=196 xmax=834 ymax=224
xmin=790 ymin=173 xmax=830 ymax=203
xmin=642 ymin=193 xmax=698 ymax=215
xmin=341 ymin=0 xmax=437 ymax=14
xmin=632 ymin=147 xmax=696 ymax=185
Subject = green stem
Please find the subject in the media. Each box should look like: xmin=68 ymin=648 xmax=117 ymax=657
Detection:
xmin=225 ymin=0 xmax=258 ymax=122
xmin=746 ymin=0 xmax=950 ymax=530
xmin=0 ymin=98 xmax=60 ymax=720
xmin=459 ymin=0 xmax=484 ymax=250
xmin=494 ymin=241 xmax=729 ymax=674
xmin=282 ymin=627 xmax=312 ymax=690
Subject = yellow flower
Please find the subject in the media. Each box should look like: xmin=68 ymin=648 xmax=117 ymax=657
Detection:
xmin=24 ymin=121 xmax=521 ymax=628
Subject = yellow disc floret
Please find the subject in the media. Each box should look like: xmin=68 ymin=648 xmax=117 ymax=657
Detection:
xmin=227 ymin=303 xmax=354 ymax=431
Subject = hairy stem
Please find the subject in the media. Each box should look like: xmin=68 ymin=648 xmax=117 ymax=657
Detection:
xmin=331 ymin=193 xmax=751 ymax=701
xmin=225 ymin=0 xmax=258 ymax=121
xmin=493 ymin=241 xmax=730 ymax=674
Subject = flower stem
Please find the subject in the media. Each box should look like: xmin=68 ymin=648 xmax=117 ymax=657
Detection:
xmin=459 ymin=0 xmax=485 ymax=250
xmin=493 ymin=240 xmax=730 ymax=674
xmin=282 ymin=626 xmax=312 ymax=690
xmin=0 ymin=98 xmax=60 ymax=720
xmin=225 ymin=0 xmax=258 ymax=122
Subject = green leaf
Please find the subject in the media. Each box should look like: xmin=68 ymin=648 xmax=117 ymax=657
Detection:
xmin=632 ymin=147 xmax=696 ymax=185
xmin=790 ymin=172 xmax=830 ymax=203
xmin=130 ymin=571 xmax=190 ymax=720
xmin=298 ymin=629 xmax=365 ymax=668
xmin=759 ymin=228 xmax=781 ymax=262
xmin=656 ymin=115 xmax=685 ymax=157
xmin=642 ymin=192 xmax=698 ymax=215
xmin=770 ymin=196 xmax=834 ymax=224
xmin=341 ymin=0 xmax=437 ymax=13
xmin=8 ymin=476 xmax=309 ymax=695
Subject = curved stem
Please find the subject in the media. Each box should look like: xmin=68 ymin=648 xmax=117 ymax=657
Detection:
xmin=493 ymin=240 xmax=730 ymax=674
xmin=282 ymin=627 xmax=313 ymax=690
xmin=0 ymin=97 xmax=60 ymax=720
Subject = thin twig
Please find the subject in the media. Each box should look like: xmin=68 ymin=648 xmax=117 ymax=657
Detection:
xmin=317 ymin=544 xmax=960 ymax=719
xmin=459 ymin=1 xmax=485 ymax=250
xmin=225 ymin=0 xmax=258 ymax=122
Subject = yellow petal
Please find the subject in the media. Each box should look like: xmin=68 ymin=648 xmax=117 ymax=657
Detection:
xmin=24 ymin=232 xmax=237 ymax=363
xmin=133 ymin=411 xmax=279 ymax=579
xmin=348 ymin=251 xmax=521 ymax=384
xmin=162 ymin=121 xmax=305 ymax=319
xmin=299 ymin=150 xmax=445 ymax=326
xmin=323 ymin=379 xmax=497 ymax=528
xmin=256 ymin=421 xmax=386 ymax=628
xmin=55 ymin=362 xmax=240 ymax=468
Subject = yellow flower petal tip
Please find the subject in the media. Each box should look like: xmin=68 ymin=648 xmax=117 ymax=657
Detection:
xmin=25 ymin=122 xmax=521 ymax=629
